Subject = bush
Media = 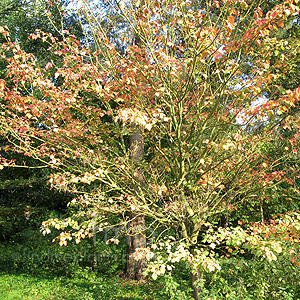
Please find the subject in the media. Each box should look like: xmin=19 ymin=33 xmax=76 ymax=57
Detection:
xmin=0 ymin=226 xmax=127 ymax=277
xmin=196 ymin=256 xmax=300 ymax=300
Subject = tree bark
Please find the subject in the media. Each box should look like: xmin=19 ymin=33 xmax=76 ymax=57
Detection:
xmin=191 ymin=272 xmax=201 ymax=300
xmin=189 ymin=237 xmax=202 ymax=300
xmin=125 ymin=129 xmax=147 ymax=280
xmin=126 ymin=213 xmax=147 ymax=280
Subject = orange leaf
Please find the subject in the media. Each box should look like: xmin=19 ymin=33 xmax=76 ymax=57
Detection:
xmin=227 ymin=16 xmax=235 ymax=24
xmin=213 ymin=0 xmax=220 ymax=8
xmin=278 ymin=20 xmax=284 ymax=27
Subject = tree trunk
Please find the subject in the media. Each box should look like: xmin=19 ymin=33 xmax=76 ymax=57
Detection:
xmin=126 ymin=213 xmax=147 ymax=280
xmin=125 ymin=129 xmax=147 ymax=280
xmin=189 ymin=241 xmax=203 ymax=300
xmin=191 ymin=272 xmax=201 ymax=300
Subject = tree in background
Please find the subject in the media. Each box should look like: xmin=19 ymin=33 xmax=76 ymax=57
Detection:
xmin=0 ymin=0 xmax=85 ymax=58
xmin=0 ymin=0 xmax=300 ymax=297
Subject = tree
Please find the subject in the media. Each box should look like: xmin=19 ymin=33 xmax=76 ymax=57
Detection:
xmin=0 ymin=0 xmax=85 ymax=56
xmin=0 ymin=0 xmax=22 ymax=16
xmin=1 ymin=0 xmax=300 ymax=298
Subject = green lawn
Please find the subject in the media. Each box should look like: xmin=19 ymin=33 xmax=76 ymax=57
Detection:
xmin=0 ymin=272 xmax=165 ymax=300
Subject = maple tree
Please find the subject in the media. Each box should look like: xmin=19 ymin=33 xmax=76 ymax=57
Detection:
xmin=0 ymin=0 xmax=300 ymax=297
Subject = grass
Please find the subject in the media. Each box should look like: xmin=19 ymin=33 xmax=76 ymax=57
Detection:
xmin=0 ymin=228 xmax=167 ymax=300
xmin=0 ymin=271 xmax=166 ymax=300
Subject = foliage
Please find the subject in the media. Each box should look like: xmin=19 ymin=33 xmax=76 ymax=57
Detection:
xmin=0 ymin=0 xmax=86 ymax=244
xmin=0 ymin=149 xmax=72 ymax=241
xmin=0 ymin=0 xmax=300 ymax=297
xmin=194 ymin=256 xmax=300 ymax=300
xmin=0 ymin=0 xmax=298 ymax=241
xmin=0 ymin=225 xmax=128 ymax=276
xmin=144 ymin=211 xmax=300 ymax=298
xmin=0 ymin=0 xmax=84 ymax=59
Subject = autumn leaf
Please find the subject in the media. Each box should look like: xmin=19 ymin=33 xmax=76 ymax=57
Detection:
xmin=227 ymin=15 xmax=235 ymax=24
xmin=45 ymin=62 xmax=53 ymax=70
